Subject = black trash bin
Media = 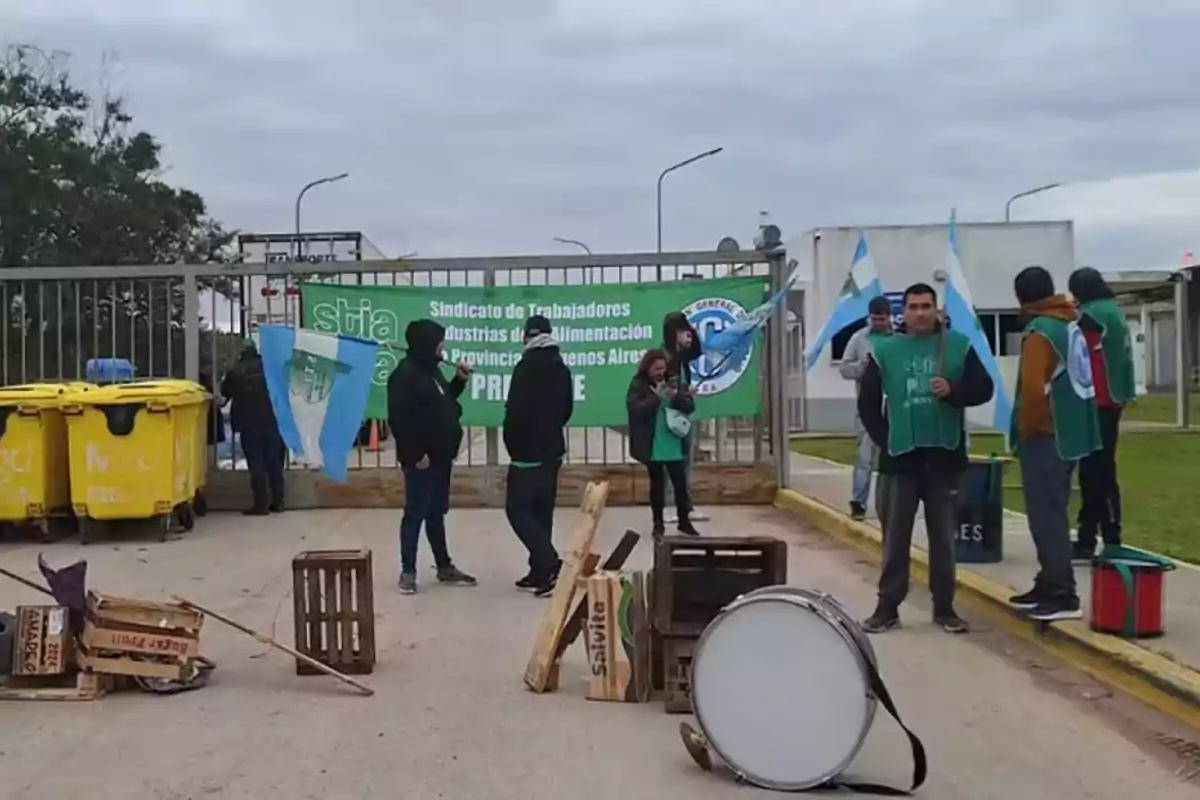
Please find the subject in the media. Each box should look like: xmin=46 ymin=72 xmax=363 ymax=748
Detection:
xmin=955 ymin=455 xmax=1006 ymax=564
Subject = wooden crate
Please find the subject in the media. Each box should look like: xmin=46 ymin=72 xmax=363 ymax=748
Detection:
xmin=661 ymin=634 xmax=698 ymax=714
xmin=293 ymin=549 xmax=376 ymax=676
xmin=651 ymin=536 xmax=787 ymax=637
xmin=0 ymin=670 xmax=110 ymax=702
xmin=13 ymin=605 xmax=71 ymax=676
xmin=79 ymin=593 xmax=204 ymax=681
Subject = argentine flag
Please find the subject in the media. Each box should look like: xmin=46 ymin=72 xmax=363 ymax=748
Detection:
xmin=700 ymin=259 xmax=804 ymax=378
xmin=258 ymin=325 xmax=380 ymax=483
xmin=804 ymin=232 xmax=884 ymax=370
xmin=942 ymin=210 xmax=1013 ymax=437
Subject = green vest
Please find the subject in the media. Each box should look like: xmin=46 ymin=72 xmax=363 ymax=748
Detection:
xmin=1009 ymin=316 xmax=1102 ymax=461
xmin=1080 ymin=298 xmax=1136 ymax=404
xmin=873 ymin=330 xmax=971 ymax=457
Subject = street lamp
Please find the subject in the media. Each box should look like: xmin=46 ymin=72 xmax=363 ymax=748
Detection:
xmin=1005 ymin=182 xmax=1062 ymax=222
xmin=657 ymin=147 xmax=724 ymax=278
xmin=294 ymin=172 xmax=350 ymax=259
xmin=552 ymin=237 xmax=592 ymax=256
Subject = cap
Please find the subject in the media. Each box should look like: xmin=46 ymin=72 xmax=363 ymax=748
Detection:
xmin=524 ymin=314 xmax=552 ymax=337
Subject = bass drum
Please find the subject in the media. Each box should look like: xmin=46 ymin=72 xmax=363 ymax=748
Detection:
xmin=689 ymin=586 xmax=878 ymax=791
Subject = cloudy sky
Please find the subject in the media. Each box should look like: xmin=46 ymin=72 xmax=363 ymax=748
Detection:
xmin=10 ymin=0 xmax=1200 ymax=270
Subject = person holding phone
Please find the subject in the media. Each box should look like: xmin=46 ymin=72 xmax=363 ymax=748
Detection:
xmin=626 ymin=349 xmax=700 ymax=537
xmin=387 ymin=319 xmax=478 ymax=595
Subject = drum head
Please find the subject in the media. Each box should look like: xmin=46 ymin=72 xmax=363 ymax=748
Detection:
xmin=691 ymin=595 xmax=873 ymax=790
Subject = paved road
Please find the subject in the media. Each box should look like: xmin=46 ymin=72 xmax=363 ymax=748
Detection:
xmin=0 ymin=505 xmax=1196 ymax=799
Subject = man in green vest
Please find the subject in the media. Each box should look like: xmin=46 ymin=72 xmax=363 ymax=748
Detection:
xmin=1068 ymin=267 xmax=1135 ymax=562
xmin=1008 ymin=266 xmax=1102 ymax=622
xmin=857 ymin=282 xmax=995 ymax=635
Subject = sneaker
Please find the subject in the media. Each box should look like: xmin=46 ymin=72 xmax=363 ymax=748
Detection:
xmin=652 ymin=522 xmax=665 ymax=539
xmin=934 ymin=613 xmax=970 ymax=634
xmin=849 ymin=502 xmax=866 ymax=521
xmin=677 ymin=520 xmax=701 ymax=537
xmin=268 ymin=502 xmax=284 ymax=514
xmin=1008 ymin=588 xmax=1042 ymax=610
xmin=242 ymin=507 xmax=269 ymax=517
xmin=532 ymin=574 xmax=558 ymax=598
xmin=437 ymin=565 xmax=478 ymax=586
xmin=1071 ymin=541 xmax=1095 ymax=565
xmin=665 ymin=511 xmax=678 ymax=524
xmin=515 ymin=572 xmax=539 ymax=590
xmin=1027 ymin=596 xmax=1083 ymax=622
xmin=398 ymin=572 xmax=418 ymax=595
xmin=862 ymin=610 xmax=901 ymax=634
xmin=690 ymin=508 xmax=710 ymax=523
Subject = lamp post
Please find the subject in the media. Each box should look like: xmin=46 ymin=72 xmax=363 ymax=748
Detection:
xmin=294 ymin=172 xmax=350 ymax=259
xmin=657 ymin=147 xmax=724 ymax=279
xmin=1004 ymin=182 xmax=1062 ymax=222
xmin=552 ymin=237 xmax=592 ymax=255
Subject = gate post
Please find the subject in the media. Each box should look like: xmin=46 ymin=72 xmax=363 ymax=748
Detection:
xmin=484 ymin=265 xmax=501 ymax=465
xmin=767 ymin=250 xmax=790 ymax=490
xmin=183 ymin=269 xmax=201 ymax=381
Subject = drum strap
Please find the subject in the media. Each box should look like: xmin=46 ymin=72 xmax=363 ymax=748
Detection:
xmin=820 ymin=655 xmax=928 ymax=795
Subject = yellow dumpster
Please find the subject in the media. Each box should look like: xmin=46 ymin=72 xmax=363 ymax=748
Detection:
xmin=60 ymin=381 xmax=210 ymax=541
xmin=0 ymin=383 xmax=93 ymax=536
xmin=136 ymin=379 xmax=212 ymax=515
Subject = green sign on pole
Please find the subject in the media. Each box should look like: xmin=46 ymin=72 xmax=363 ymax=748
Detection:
xmin=300 ymin=277 xmax=767 ymax=427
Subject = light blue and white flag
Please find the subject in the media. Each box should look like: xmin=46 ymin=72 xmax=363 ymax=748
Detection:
xmin=804 ymin=232 xmax=884 ymax=370
xmin=258 ymin=325 xmax=380 ymax=483
xmin=942 ymin=209 xmax=1013 ymax=436
xmin=699 ymin=260 xmax=804 ymax=378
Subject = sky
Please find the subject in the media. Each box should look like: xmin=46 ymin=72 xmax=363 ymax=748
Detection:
xmin=9 ymin=0 xmax=1200 ymax=270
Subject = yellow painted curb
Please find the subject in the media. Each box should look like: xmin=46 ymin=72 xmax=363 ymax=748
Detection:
xmin=775 ymin=487 xmax=1200 ymax=731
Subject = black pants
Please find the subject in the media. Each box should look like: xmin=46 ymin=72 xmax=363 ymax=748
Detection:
xmin=1077 ymin=406 xmax=1123 ymax=549
xmin=648 ymin=460 xmax=689 ymax=527
xmin=505 ymin=462 xmax=561 ymax=578
xmin=241 ymin=429 xmax=286 ymax=510
xmin=876 ymin=469 xmax=958 ymax=615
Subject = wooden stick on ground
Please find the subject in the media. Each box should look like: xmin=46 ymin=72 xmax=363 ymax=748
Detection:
xmin=524 ymin=481 xmax=610 ymax=693
xmin=172 ymin=596 xmax=374 ymax=697
xmin=0 ymin=566 xmax=54 ymax=596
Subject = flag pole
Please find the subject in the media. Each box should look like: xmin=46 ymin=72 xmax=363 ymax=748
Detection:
xmin=933 ymin=268 xmax=949 ymax=376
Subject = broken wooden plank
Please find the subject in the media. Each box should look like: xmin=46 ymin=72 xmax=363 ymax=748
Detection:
xmin=557 ymin=529 xmax=641 ymax=660
xmin=523 ymin=481 xmax=610 ymax=693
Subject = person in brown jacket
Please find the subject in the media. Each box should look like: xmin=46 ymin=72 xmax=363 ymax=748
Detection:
xmin=1007 ymin=266 xmax=1090 ymax=622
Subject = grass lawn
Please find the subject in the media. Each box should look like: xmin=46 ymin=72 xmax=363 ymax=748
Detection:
xmin=1122 ymin=393 xmax=1200 ymax=424
xmin=791 ymin=431 xmax=1200 ymax=563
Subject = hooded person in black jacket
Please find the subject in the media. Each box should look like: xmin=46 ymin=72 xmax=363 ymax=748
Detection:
xmin=660 ymin=311 xmax=708 ymax=523
xmin=503 ymin=315 xmax=574 ymax=595
xmin=387 ymin=319 xmax=478 ymax=594
xmin=220 ymin=338 xmax=285 ymax=516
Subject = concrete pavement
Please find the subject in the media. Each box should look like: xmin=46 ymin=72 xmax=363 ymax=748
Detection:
xmin=788 ymin=451 xmax=1200 ymax=674
xmin=1 ymin=505 xmax=1197 ymax=799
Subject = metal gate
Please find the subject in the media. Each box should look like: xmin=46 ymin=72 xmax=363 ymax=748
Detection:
xmin=0 ymin=249 xmax=790 ymax=487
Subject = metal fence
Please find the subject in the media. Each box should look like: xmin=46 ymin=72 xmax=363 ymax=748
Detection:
xmin=0 ymin=250 xmax=790 ymax=484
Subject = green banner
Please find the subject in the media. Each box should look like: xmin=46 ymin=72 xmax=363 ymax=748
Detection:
xmin=300 ymin=277 xmax=767 ymax=427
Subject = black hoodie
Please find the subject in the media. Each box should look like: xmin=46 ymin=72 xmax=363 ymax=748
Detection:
xmin=661 ymin=311 xmax=702 ymax=388
xmin=502 ymin=334 xmax=574 ymax=463
xmin=386 ymin=319 xmax=467 ymax=468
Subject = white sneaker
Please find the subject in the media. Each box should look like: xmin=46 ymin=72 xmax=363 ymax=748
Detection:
xmin=665 ymin=511 xmax=678 ymax=524
xmin=691 ymin=508 xmax=710 ymax=522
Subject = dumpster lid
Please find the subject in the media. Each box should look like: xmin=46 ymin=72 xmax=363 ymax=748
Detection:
xmin=69 ymin=381 xmax=206 ymax=407
xmin=0 ymin=383 xmax=94 ymax=405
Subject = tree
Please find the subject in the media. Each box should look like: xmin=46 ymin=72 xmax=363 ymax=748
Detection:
xmin=0 ymin=45 xmax=236 ymax=383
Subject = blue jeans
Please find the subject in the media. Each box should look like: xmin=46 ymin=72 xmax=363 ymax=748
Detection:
xmin=241 ymin=429 xmax=285 ymax=510
xmin=1018 ymin=436 xmax=1077 ymax=599
xmin=851 ymin=427 xmax=877 ymax=507
xmin=400 ymin=460 xmax=454 ymax=574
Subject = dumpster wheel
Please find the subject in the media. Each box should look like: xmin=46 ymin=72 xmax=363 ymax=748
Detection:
xmin=79 ymin=518 xmax=109 ymax=545
xmin=193 ymin=490 xmax=208 ymax=517
xmin=174 ymin=503 xmax=195 ymax=533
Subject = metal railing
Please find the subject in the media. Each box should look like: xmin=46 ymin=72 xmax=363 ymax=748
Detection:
xmin=0 ymin=249 xmax=790 ymax=484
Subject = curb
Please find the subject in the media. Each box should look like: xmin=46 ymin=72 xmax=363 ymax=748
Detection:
xmin=774 ymin=487 xmax=1200 ymax=731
